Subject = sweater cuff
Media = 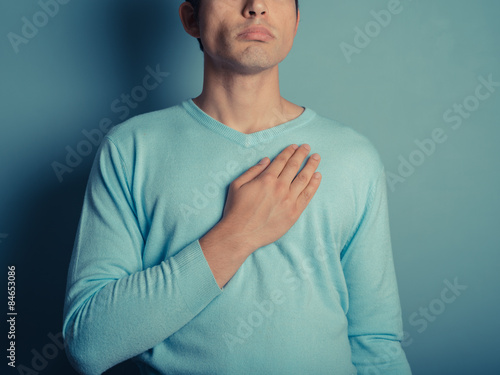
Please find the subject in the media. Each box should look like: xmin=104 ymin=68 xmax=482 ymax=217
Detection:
xmin=171 ymin=239 xmax=223 ymax=315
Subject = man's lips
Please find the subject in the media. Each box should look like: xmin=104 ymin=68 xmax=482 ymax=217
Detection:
xmin=237 ymin=26 xmax=275 ymax=42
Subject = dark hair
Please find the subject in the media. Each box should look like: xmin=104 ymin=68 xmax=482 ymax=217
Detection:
xmin=186 ymin=0 xmax=299 ymax=52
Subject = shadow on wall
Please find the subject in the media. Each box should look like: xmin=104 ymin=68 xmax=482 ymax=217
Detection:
xmin=7 ymin=1 xmax=186 ymax=374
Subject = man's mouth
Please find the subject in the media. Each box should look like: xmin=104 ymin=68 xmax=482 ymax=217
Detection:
xmin=237 ymin=26 xmax=275 ymax=42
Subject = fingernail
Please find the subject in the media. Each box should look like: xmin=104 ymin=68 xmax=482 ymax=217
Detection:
xmin=303 ymin=144 xmax=311 ymax=151
xmin=258 ymin=158 xmax=268 ymax=165
xmin=313 ymin=172 xmax=321 ymax=179
xmin=291 ymin=144 xmax=299 ymax=150
xmin=312 ymin=153 xmax=320 ymax=161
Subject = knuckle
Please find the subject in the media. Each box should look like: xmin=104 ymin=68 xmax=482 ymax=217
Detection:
xmin=302 ymin=189 xmax=312 ymax=201
xmin=275 ymin=180 xmax=288 ymax=194
xmin=283 ymin=195 xmax=295 ymax=208
xmin=275 ymin=154 xmax=289 ymax=164
xmin=260 ymin=173 xmax=275 ymax=185
xmin=287 ymin=160 xmax=300 ymax=170
xmin=296 ymin=173 xmax=308 ymax=183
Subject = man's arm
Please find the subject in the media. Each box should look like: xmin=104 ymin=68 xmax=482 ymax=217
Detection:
xmin=63 ymin=137 xmax=223 ymax=375
xmin=63 ymin=139 xmax=321 ymax=374
xmin=341 ymin=167 xmax=412 ymax=374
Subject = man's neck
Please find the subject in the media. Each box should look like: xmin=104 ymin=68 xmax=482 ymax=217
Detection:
xmin=192 ymin=57 xmax=304 ymax=135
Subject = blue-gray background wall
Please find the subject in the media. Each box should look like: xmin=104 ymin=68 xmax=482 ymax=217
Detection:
xmin=1 ymin=1 xmax=498 ymax=374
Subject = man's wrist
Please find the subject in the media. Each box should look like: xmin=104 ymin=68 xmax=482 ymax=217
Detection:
xmin=200 ymin=219 xmax=255 ymax=261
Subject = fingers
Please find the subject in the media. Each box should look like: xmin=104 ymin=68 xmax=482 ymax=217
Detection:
xmin=232 ymin=157 xmax=270 ymax=188
xmin=296 ymin=171 xmax=322 ymax=210
xmin=277 ymin=144 xmax=313 ymax=183
xmin=231 ymin=144 xmax=321 ymax=198
xmin=289 ymin=152 xmax=321 ymax=197
xmin=260 ymin=144 xmax=299 ymax=178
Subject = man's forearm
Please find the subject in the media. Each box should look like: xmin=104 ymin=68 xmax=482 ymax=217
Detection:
xmin=64 ymin=239 xmax=222 ymax=375
xmin=199 ymin=220 xmax=255 ymax=288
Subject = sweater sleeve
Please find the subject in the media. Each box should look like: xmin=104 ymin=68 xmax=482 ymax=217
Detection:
xmin=62 ymin=137 xmax=223 ymax=375
xmin=341 ymin=167 xmax=412 ymax=374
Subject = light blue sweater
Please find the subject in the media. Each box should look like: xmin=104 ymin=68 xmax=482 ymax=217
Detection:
xmin=63 ymin=99 xmax=412 ymax=375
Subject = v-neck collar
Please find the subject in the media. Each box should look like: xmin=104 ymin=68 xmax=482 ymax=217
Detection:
xmin=182 ymin=98 xmax=316 ymax=147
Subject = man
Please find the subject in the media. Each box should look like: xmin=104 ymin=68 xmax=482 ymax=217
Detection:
xmin=63 ymin=1 xmax=412 ymax=374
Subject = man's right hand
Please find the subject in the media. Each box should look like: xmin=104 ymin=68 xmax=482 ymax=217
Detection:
xmin=199 ymin=144 xmax=321 ymax=288
xmin=221 ymin=143 xmax=321 ymax=253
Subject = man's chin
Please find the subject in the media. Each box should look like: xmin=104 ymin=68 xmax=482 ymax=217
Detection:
xmin=232 ymin=49 xmax=279 ymax=74
xmin=208 ymin=47 xmax=281 ymax=75
xmin=230 ymin=61 xmax=277 ymax=76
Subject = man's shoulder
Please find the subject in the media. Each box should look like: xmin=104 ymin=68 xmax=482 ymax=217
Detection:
xmin=310 ymin=111 xmax=385 ymax=174
xmin=105 ymin=101 xmax=189 ymax=144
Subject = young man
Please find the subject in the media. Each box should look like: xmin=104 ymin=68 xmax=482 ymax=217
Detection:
xmin=63 ymin=1 xmax=412 ymax=374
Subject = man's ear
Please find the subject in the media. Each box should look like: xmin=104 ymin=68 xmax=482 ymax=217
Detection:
xmin=179 ymin=2 xmax=200 ymax=38
xmin=294 ymin=9 xmax=300 ymax=36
